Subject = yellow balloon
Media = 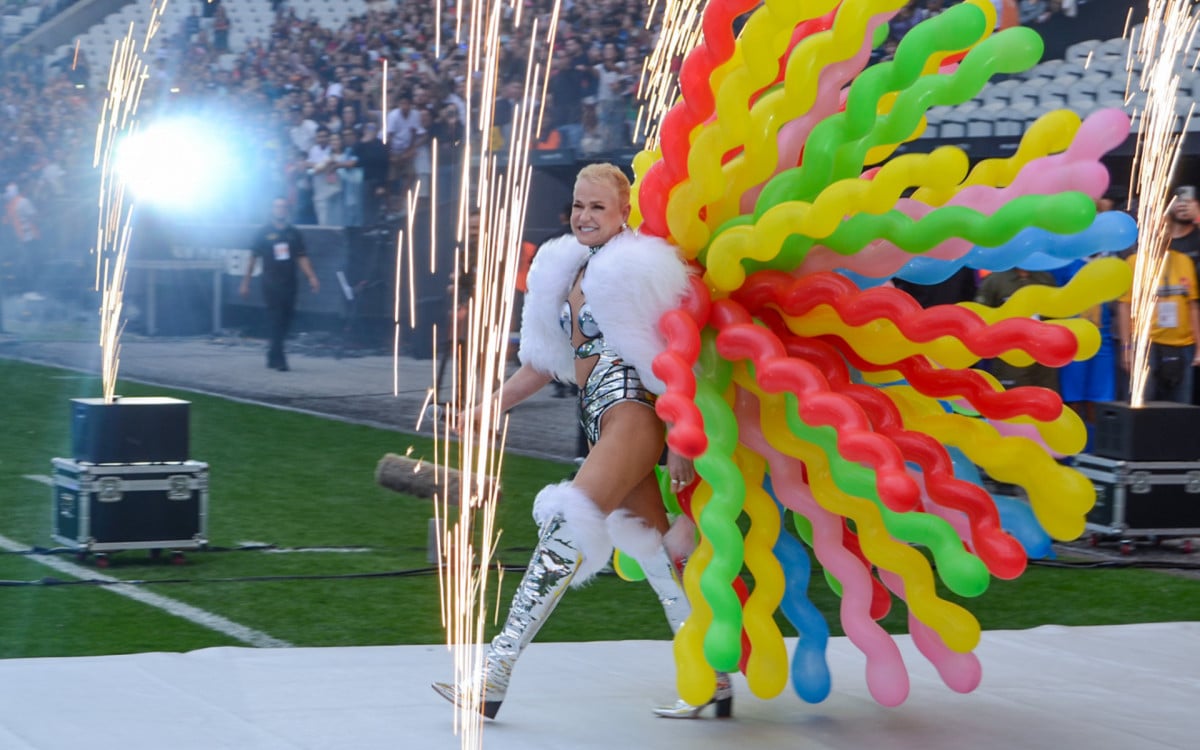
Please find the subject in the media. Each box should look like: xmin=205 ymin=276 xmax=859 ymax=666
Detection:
xmin=736 ymin=370 xmax=983 ymax=654
xmin=879 ymin=374 xmax=1088 ymax=455
xmin=959 ymin=257 xmax=1133 ymax=322
xmin=884 ymin=386 xmax=1095 ymax=539
xmin=913 ymin=110 xmax=1081 ymax=205
xmin=734 ymin=447 xmax=789 ymax=699
xmin=664 ymin=0 xmax=848 ymax=253
xmin=704 ymin=146 xmax=972 ymax=291
xmin=676 ymin=481 xmax=719 ymax=706
xmin=707 ymin=0 xmax=908 ymax=228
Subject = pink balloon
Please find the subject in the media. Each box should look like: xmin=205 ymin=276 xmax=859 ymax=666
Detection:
xmin=735 ymin=386 xmax=912 ymax=707
xmin=986 ymin=419 xmax=1067 ymax=458
xmin=909 ymin=469 xmax=975 ymax=546
xmin=877 ymin=569 xmax=982 ymax=694
xmin=738 ymin=12 xmax=891 ymax=213
xmin=797 ymin=109 xmax=1131 ymax=278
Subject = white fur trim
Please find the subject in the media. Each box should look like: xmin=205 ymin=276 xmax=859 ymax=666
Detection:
xmin=581 ymin=232 xmax=692 ymax=394
xmin=605 ymin=510 xmax=664 ymax=562
xmin=664 ymin=515 xmax=697 ymax=564
xmin=518 ymin=231 xmax=692 ymax=393
xmin=532 ymin=482 xmax=613 ymax=587
xmin=518 ymin=235 xmax=589 ymax=383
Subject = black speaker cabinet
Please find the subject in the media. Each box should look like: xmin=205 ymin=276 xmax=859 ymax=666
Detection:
xmin=71 ymin=397 xmax=190 ymax=464
xmin=1092 ymin=401 xmax=1200 ymax=462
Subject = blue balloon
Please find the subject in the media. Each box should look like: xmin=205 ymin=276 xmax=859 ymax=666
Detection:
xmin=993 ymin=494 xmax=1054 ymax=559
xmin=764 ymin=477 xmax=833 ymax=704
xmin=836 ymin=268 xmax=890 ymax=289
xmin=946 ymin=446 xmax=985 ymax=486
xmin=892 ymin=211 xmax=1138 ymax=283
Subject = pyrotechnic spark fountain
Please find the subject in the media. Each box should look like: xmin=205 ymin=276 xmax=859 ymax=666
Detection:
xmin=1124 ymin=0 xmax=1200 ymax=407
xmin=637 ymin=0 xmax=705 ymax=148
xmin=92 ymin=1 xmax=168 ymax=404
xmin=396 ymin=2 xmax=562 ymax=746
xmin=416 ymin=1 xmax=697 ymax=743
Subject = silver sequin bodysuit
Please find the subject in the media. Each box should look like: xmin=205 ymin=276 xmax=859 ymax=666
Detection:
xmin=561 ymin=261 xmax=656 ymax=445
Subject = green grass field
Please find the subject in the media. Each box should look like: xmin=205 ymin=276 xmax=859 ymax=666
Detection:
xmin=1 ymin=358 xmax=1198 ymax=660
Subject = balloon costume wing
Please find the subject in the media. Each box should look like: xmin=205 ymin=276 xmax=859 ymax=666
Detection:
xmin=633 ymin=0 xmax=1134 ymax=707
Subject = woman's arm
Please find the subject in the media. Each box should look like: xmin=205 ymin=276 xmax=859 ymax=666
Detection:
xmin=460 ymin=362 xmax=554 ymax=432
xmin=495 ymin=362 xmax=554 ymax=413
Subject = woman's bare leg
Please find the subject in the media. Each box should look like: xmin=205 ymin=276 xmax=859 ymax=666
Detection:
xmin=571 ymin=401 xmax=669 ymax=532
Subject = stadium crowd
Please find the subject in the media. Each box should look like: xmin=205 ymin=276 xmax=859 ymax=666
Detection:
xmin=0 ymin=0 xmax=1097 ymax=233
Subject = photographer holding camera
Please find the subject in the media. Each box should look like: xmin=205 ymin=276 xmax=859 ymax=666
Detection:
xmin=1116 ymin=185 xmax=1200 ymax=404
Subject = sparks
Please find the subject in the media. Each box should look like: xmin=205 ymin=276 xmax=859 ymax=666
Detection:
xmin=92 ymin=3 xmax=168 ymax=403
xmin=1125 ymin=0 xmax=1200 ymax=407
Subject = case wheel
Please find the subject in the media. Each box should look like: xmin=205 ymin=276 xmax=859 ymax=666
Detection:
xmin=1119 ymin=542 xmax=1134 ymax=556
xmin=1182 ymin=539 xmax=1194 ymax=554
xmin=94 ymin=554 xmax=111 ymax=569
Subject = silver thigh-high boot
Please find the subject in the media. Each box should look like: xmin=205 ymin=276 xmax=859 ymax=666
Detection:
xmin=607 ymin=512 xmax=733 ymax=719
xmin=432 ymin=482 xmax=611 ymax=719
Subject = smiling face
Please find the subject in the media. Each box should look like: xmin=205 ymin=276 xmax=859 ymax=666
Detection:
xmin=571 ymin=176 xmax=629 ymax=246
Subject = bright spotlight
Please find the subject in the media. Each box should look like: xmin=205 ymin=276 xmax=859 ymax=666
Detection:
xmin=114 ymin=117 xmax=234 ymax=213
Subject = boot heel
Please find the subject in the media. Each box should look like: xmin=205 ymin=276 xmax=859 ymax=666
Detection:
xmin=714 ymin=695 xmax=733 ymax=718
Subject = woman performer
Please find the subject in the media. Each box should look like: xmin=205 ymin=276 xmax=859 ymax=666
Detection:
xmin=432 ymin=163 xmax=731 ymax=720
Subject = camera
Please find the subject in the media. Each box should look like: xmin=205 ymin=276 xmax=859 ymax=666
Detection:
xmin=1176 ymin=185 xmax=1196 ymax=201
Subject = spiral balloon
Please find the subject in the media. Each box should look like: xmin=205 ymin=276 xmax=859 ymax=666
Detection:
xmin=621 ymin=0 xmax=1135 ymax=709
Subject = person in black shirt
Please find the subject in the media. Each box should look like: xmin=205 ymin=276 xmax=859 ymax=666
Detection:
xmin=240 ymin=198 xmax=321 ymax=371
xmin=1167 ymin=186 xmax=1200 ymax=403
xmin=352 ymin=122 xmax=389 ymax=225
xmin=1168 ymin=186 xmax=1200 ymax=267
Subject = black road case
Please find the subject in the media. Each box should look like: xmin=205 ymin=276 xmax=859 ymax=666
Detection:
xmin=52 ymin=458 xmax=209 ymax=554
xmin=1074 ymin=453 xmax=1200 ymax=550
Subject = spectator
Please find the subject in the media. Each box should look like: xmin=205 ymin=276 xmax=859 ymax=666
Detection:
xmin=429 ymin=102 xmax=465 ymax=172
xmin=307 ymin=127 xmax=343 ymax=226
xmin=332 ymin=131 xmax=363 ymax=226
xmin=1117 ymin=240 xmax=1200 ymax=405
xmin=412 ymin=107 xmax=433 ymax=203
xmin=181 ymin=6 xmax=200 ymax=46
xmin=2 ymin=182 xmax=37 ymax=291
xmin=493 ymin=79 xmax=521 ymax=148
xmin=1166 ymin=186 xmax=1200 ymax=269
xmin=288 ymin=104 xmax=318 ymax=154
xmin=385 ymin=91 xmax=422 ymax=206
xmin=579 ymin=98 xmax=605 ymax=156
xmin=213 ymin=5 xmax=230 ymax=53
xmin=353 ymin=121 xmax=389 ymax=225
xmin=595 ymin=44 xmax=626 ymax=151
xmin=975 ymin=268 xmax=1061 ymax=392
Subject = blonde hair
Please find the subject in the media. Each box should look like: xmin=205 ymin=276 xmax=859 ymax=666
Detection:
xmin=575 ymin=163 xmax=631 ymax=209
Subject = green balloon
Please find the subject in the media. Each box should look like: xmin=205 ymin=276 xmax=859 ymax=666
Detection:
xmin=692 ymin=368 xmax=746 ymax=673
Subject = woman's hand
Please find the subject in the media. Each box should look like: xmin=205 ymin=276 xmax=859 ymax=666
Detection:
xmin=666 ymin=450 xmax=696 ymax=492
xmin=456 ymin=405 xmax=482 ymax=436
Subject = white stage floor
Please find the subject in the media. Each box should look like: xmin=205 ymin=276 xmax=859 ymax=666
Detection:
xmin=0 ymin=623 xmax=1196 ymax=749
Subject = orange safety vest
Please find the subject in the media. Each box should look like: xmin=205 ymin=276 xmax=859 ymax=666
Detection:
xmin=5 ymin=195 xmax=38 ymax=242
xmin=516 ymin=240 xmax=538 ymax=293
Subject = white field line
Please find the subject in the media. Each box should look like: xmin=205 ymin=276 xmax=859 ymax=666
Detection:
xmin=0 ymin=532 xmax=292 ymax=649
xmin=22 ymin=474 xmax=53 ymax=486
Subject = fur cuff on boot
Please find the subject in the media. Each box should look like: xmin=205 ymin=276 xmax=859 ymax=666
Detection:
xmin=605 ymin=510 xmax=664 ymax=562
xmin=532 ymin=482 xmax=613 ymax=587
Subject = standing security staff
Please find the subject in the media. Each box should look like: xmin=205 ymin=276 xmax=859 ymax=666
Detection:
xmin=240 ymin=197 xmax=320 ymax=371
